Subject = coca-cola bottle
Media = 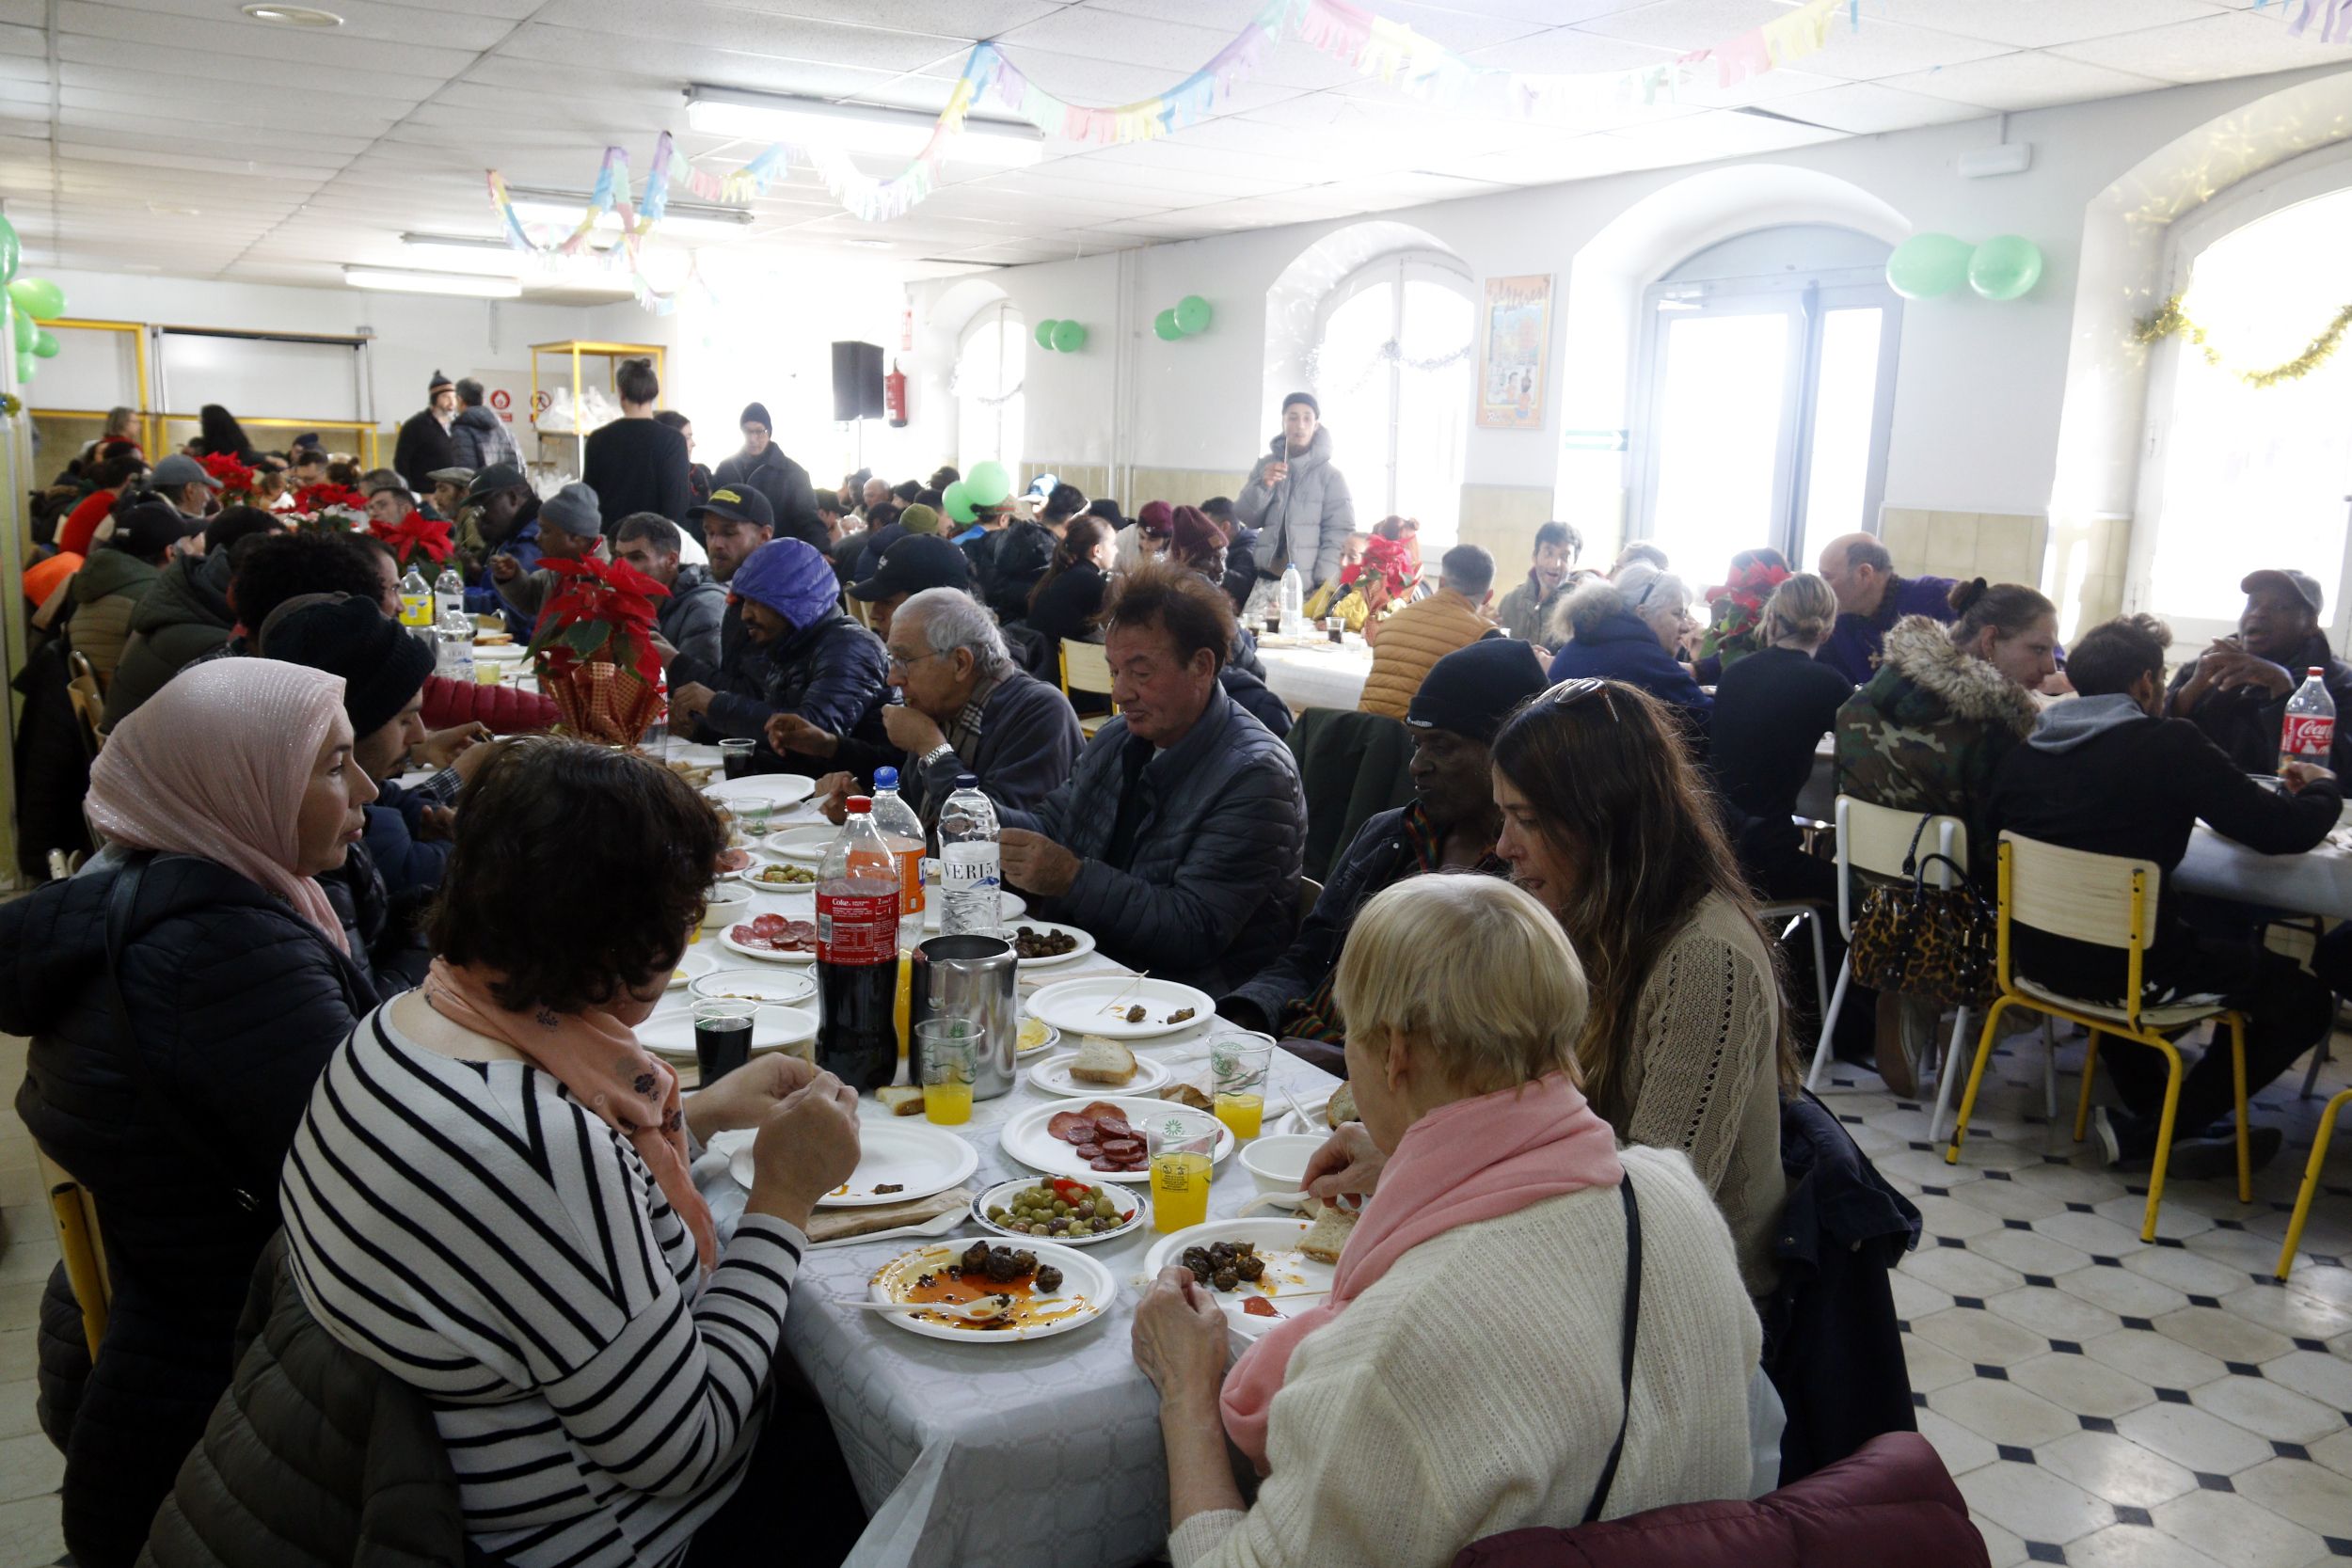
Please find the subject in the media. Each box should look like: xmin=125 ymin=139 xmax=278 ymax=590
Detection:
xmin=817 ymin=798 xmax=900 ymax=1092
xmin=2280 ymin=668 xmax=2336 ymax=773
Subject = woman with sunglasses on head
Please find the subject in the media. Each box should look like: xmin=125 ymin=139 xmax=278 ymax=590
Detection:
xmin=1487 ymin=677 xmax=1794 ymax=1299
xmin=1545 ymin=562 xmax=1712 ymax=742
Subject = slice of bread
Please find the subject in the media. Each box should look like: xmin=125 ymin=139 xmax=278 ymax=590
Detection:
xmin=1297 ymin=1198 xmax=1357 ymax=1265
xmin=1159 ymin=1081 xmax=1212 ymax=1113
xmin=876 ymin=1085 xmax=926 ymax=1117
xmin=1069 ymin=1035 xmax=1137 ymax=1085
xmin=1325 ymin=1083 xmax=1358 ymax=1127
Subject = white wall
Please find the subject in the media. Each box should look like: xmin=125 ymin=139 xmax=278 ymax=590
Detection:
xmin=912 ymin=63 xmax=2352 ymax=525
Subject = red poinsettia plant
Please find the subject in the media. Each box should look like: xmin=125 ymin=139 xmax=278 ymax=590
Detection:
xmin=199 ymin=451 xmax=257 ymax=502
xmin=371 ymin=508 xmax=453 ymax=572
xmin=1700 ymin=553 xmax=1794 ymax=670
xmin=287 ymin=482 xmax=370 ymax=531
xmin=525 ymin=554 xmax=672 ymax=745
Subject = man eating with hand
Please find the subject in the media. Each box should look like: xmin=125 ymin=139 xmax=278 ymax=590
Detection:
xmin=2167 ymin=568 xmax=2352 ymax=775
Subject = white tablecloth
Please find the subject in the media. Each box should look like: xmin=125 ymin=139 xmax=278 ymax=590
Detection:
xmin=1256 ymin=638 xmax=1375 ymax=712
xmin=694 ymin=1042 xmax=1342 ymax=1568
xmin=2175 ymin=823 xmax=2352 ymax=920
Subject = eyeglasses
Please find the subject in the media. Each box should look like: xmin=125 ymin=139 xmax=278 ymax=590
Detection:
xmin=886 ymin=647 xmax=952 ymax=672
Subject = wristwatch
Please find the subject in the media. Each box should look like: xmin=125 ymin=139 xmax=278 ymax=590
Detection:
xmin=918 ymin=742 xmax=956 ymax=769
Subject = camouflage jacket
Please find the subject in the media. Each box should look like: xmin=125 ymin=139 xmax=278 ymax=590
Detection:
xmin=1835 ymin=614 xmax=2040 ymax=883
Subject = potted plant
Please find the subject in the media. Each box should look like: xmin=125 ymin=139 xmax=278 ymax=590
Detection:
xmin=370 ymin=507 xmax=454 ymax=573
xmin=286 ymin=482 xmax=371 ymax=531
xmin=524 ymin=554 xmax=672 ymax=745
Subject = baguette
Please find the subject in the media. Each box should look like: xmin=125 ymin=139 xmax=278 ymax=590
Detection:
xmin=875 ymin=1085 xmax=926 ymax=1117
xmin=1297 ymin=1197 xmax=1358 ymax=1265
xmin=1069 ymin=1035 xmax=1138 ymax=1086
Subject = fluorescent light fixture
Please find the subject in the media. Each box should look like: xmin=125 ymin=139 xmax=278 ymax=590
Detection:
xmin=242 ymin=4 xmax=343 ymax=24
xmin=344 ymin=267 xmax=520 ymax=299
xmin=686 ymin=84 xmax=1043 ymax=168
xmin=502 ymin=187 xmax=753 ymax=242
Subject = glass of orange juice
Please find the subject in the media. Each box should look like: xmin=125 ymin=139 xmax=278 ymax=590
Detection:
xmin=1146 ymin=1116 xmax=1218 ymax=1232
xmin=916 ymin=1019 xmax=978 ymax=1126
xmin=1211 ymin=1036 xmax=1274 ymax=1141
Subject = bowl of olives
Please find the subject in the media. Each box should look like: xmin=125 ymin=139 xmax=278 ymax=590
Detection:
xmin=972 ymin=1176 xmax=1144 ymax=1246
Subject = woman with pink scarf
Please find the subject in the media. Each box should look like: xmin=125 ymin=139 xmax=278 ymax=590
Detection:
xmin=1131 ymin=876 xmax=1763 ymax=1568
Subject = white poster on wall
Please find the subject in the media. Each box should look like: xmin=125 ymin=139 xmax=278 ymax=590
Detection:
xmin=469 ymin=368 xmax=531 ymax=437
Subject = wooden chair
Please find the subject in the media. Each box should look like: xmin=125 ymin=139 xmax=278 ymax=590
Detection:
xmin=1057 ymin=639 xmax=1118 ymax=737
xmin=1947 ymin=833 xmax=2251 ymax=1242
xmin=2276 ymin=1087 xmax=2352 ymax=1279
xmin=38 ymin=1148 xmax=109 ymax=1360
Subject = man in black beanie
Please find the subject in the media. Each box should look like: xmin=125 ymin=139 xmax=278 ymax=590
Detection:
xmin=393 ymin=369 xmax=462 ymax=492
xmin=714 ymin=400 xmax=825 ymax=551
xmin=1216 ymin=636 xmax=1548 ymax=1072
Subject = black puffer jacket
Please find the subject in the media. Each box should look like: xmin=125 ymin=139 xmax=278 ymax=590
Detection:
xmin=713 ymin=442 xmax=824 ymax=551
xmin=4 ymin=850 xmax=379 ymax=1567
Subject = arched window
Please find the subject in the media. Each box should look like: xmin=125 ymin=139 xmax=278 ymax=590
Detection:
xmin=1312 ymin=252 xmax=1473 ymax=546
xmin=955 ymin=302 xmax=1025 ymax=476
xmin=1629 ymin=225 xmax=1900 ymax=578
xmin=2130 ymin=150 xmax=2352 ymax=649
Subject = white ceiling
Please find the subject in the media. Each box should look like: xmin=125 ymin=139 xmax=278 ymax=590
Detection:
xmin=0 ymin=0 xmax=2344 ymax=295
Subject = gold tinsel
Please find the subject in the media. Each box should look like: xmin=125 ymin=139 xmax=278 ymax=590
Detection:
xmin=2133 ymin=293 xmax=2352 ymax=388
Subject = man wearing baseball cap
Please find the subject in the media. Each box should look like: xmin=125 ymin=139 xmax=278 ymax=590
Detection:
xmin=67 ymin=500 xmax=203 ymax=677
xmin=149 ymin=452 xmax=223 ymax=522
xmin=2167 ymin=567 xmax=2352 ymax=773
xmin=1216 ymin=637 xmax=1549 ymax=1070
xmin=660 ymin=484 xmax=776 ymax=741
xmin=846 ymin=532 xmax=971 ymax=642
xmin=457 ymin=463 xmax=542 ymax=639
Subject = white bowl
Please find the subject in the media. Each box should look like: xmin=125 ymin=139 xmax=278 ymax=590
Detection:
xmin=702 ymin=888 xmax=754 ymax=930
xmin=1237 ymin=1134 xmax=1325 ymax=1207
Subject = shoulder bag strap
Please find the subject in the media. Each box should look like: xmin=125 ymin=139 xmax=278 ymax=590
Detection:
xmin=1582 ymin=1171 xmax=1643 ymax=1525
xmin=101 ymin=855 xmax=262 ymax=1212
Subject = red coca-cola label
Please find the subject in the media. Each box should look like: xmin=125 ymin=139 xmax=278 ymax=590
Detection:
xmin=2282 ymin=714 xmax=2335 ymax=758
xmin=817 ymin=888 xmax=898 ymax=965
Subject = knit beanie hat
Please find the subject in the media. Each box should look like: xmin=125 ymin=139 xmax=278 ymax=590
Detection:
xmin=265 ymin=594 xmax=435 ymax=739
xmin=898 ymin=503 xmax=940 ymax=537
xmin=1282 ymin=390 xmax=1319 ymax=417
xmin=1137 ymin=499 xmax=1174 ymax=540
xmin=731 ymin=538 xmax=841 ymax=630
xmin=429 ymin=369 xmax=453 ymax=394
xmin=539 ymin=481 xmax=602 ymax=539
xmin=740 ymin=402 xmax=772 ymax=431
xmin=1170 ymin=505 xmax=1223 ymax=565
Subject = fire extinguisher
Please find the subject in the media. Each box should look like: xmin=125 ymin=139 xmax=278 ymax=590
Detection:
xmin=884 ymin=359 xmax=908 ymax=428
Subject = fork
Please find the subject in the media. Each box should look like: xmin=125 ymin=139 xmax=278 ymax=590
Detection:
xmin=846 ymin=1295 xmax=1015 ymax=1323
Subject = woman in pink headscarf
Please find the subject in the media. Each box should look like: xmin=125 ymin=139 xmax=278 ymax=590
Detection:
xmin=1 ymin=658 xmax=383 ymax=1568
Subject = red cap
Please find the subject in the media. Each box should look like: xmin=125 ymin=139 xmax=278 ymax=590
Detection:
xmin=847 ymin=797 xmax=871 ymax=814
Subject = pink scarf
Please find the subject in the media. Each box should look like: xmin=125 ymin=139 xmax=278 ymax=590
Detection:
xmin=422 ymin=958 xmax=717 ymax=1271
xmin=1220 ymin=1070 xmax=1622 ymax=1475
xmin=87 ymin=658 xmax=352 ymax=954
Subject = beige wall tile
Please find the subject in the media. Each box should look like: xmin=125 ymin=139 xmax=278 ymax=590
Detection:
xmin=1880 ymin=508 xmax=1931 ymax=564
xmin=1457 ymin=484 xmax=1558 ymax=570
xmin=1920 ymin=513 xmax=1983 ymax=577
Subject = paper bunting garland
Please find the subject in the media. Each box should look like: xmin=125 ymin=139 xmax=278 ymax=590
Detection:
xmin=490 ymin=0 xmax=1857 ymax=303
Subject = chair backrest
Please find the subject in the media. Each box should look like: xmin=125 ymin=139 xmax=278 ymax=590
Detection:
xmin=65 ymin=649 xmax=104 ymax=760
xmin=36 ymin=1148 xmax=109 ymax=1360
xmin=1283 ymin=706 xmax=1417 ymax=882
xmin=1059 ymin=638 xmax=1117 ymax=707
xmin=1832 ymin=795 xmax=1967 ymax=940
xmin=1997 ymin=831 xmax=2160 ymax=951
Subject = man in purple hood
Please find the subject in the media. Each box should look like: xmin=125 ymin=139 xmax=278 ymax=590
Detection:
xmin=669 ymin=537 xmax=889 ymax=772
xmin=1814 ymin=532 xmax=1960 ymax=685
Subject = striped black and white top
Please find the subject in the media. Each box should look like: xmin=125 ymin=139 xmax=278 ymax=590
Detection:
xmin=280 ymin=1003 xmax=806 ymax=1568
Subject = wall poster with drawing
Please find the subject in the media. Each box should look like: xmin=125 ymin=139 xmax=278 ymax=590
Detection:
xmin=1477 ymin=274 xmax=1551 ymax=431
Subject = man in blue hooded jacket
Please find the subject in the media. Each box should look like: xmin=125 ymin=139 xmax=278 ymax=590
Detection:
xmin=669 ymin=536 xmax=889 ymax=774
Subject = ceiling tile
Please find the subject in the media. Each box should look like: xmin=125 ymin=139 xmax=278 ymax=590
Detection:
xmin=1764 ymin=81 xmax=1988 ymax=135
xmin=496 ymin=25 xmax=919 ymax=100
xmin=56 ymin=0 xmax=482 ymax=75
xmin=995 ymin=7 xmax=1361 ymax=91
xmin=2050 ymin=10 xmax=2352 ymax=84
xmin=1863 ymin=0 xmax=2229 ymax=49
xmin=521 ymin=0 xmax=961 ymax=70
xmin=55 ymin=33 xmax=450 ymax=98
xmin=1460 ymin=25 xmax=1679 ymax=73
xmin=74 ymin=0 xmax=516 ymax=52
xmin=1877 ymin=51 xmax=2168 ymax=112
xmin=1597 ymin=106 xmax=1846 ymax=159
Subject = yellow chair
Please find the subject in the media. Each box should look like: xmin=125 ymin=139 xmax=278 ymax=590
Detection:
xmin=37 ymin=1148 xmax=110 ymax=1361
xmin=1058 ymin=639 xmax=1119 ymax=738
xmin=2276 ymin=1088 xmax=2352 ymax=1279
xmin=1947 ymin=832 xmax=2250 ymax=1242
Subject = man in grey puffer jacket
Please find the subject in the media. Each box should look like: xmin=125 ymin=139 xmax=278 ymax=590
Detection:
xmin=1233 ymin=390 xmax=1356 ymax=610
xmin=447 ymin=376 xmax=520 ymax=471
xmin=615 ymin=511 xmax=726 ymax=669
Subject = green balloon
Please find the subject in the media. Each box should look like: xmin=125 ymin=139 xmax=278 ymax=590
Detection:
xmin=1153 ymin=309 xmax=1183 ymax=341
xmin=8 ymin=301 xmax=27 ymax=344
xmin=14 ymin=350 xmax=33 ymax=384
xmin=1034 ymin=319 xmax=1058 ymax=350
xmin=0 ymin=215 xmax=20 ymax=287
xmin=964 ymin=459 xmax=1012 ymax=508
xmin=29 ymin=327 xmax=56 ymax=358
xmin=1174 ymin=294 xmax=1211 ymax=334
xmin=1050 ymin=319 xmax=1085 ymax=354
xmin=1883 ymin=233 xmax=1972 ymax=300
xmin=1968 ymin=235 xmax=2043 ymax=302
xmin=943 ymin=480 xmax=977 ymax=525
xmin=8 ymin=277 xmax=64 ymax=321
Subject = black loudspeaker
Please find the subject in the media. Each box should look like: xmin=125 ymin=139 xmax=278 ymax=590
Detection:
xmin=831 ymin=341 xmax=884 ymax=421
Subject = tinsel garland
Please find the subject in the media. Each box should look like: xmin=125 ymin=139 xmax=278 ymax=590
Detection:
xmin=947 ymin=365 xmax=1025 ymax=406
xmin=2133 ymin=294 xmax=2352 ymax=389
xmin=1304 ymin=337 xmax=1474 ymax=396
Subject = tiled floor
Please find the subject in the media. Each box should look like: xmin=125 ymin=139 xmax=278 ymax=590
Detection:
xmin=0 ymin=1025 xmax=2344 ymax=1564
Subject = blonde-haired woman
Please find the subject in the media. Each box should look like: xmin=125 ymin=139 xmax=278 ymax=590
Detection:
xmin=1708 ymin=571 xmax=1854 ymax=904
xmin=1132 ymin=875 xmax=1761 ymax=1568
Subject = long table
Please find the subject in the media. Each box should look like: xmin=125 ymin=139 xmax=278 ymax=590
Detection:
xmin=1255 ymin=636 xmax=1375 ymax=712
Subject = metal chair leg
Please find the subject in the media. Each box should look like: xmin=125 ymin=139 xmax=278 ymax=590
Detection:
xmin=2141 ymin=1034 xmax=2189 ymax=1243
xmin=1804 ymin=910 xmax=1830 ymax=1029
xmin=2230 ymin=1013 xmax=2252 ymax=1207
xmin=1947 ymin=998 xmax=2012 ymax=1162
xmin=2074 ymin=1030 xmax=2103 ymax=1144
xmin=1808 ymin=954 xmax=1851 ymax=1093
xmin=2277 ymin=1087 xmax=2352 ymax=1278
xmin=1930 ymin=1005 xmax=1972 ymax=1145
xmin=2301 ymin=1034 xmax=2331 ymax=1101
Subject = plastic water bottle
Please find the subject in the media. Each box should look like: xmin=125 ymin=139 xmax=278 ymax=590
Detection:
xmin=398 ymin=562 xmax=433 ymax=643
xmin=434 ymin=610 xmax=473 ymax=684
xmin=816 ymin=799 xmax=901 ymax=1092
xmin=1279 ymin=562 xmax=1305 ymax=640
xmin=868 ymin=765 xmax=928 ymax=948
xmin=2281 ymin=667 xmax=2336 ymax=771
xmin=938 ymin=773 xmax=1002 ymax=937
xmin=433 ymin=563 xmax=465 ymax=626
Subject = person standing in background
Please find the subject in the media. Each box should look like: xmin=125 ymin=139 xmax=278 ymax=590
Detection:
xmin=392 ymin=371 xmax=461 ymax=492
xmin=581 ymin=356 xmax=691 ymax=537
xmin=714 ymin=402 xmax=824 ymax=551
xmin=448 ymin=377 xmax=519 ymax=472
xmin=1234 ymin=391 xmax=1355 ymax=622
xmin=652 ymin=411 xmax=713 ymax=513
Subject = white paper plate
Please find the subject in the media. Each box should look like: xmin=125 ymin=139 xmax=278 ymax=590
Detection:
xmin=1143 ymin=1218 xmax=1331 ymax=1339
xmin=470 ymin=641 xmax=527 ymax=662
xmin=705 ymin=775 xmax=818 ymax=809
xmin=998 ymin=1095 xmax=1232 ymax=1184
xmin=667 ymin=949 xmax=718 ymax=990
xmin=732 ymin=861 xmax=821 ymax=891
xmin=1005 ymin=921 xmax=1098 ymax=970
xmin=762 ymin=823 xmax=838 ymax=864
xmin=1026 ymin=1049 xmax=1169 ymax=1099
xmin=970 ymin=1177 xmax=1146 ymax=1247
xmin=690 ymin=967 xmax=818 ymax=1007
xmin=727 ymin=1118 xmax=978 ymax=1209
xmin=921 ymin=891 xmax=1027 ymax=931
xmin=720 ymin=924 xmax=818 ymax=965
xmin=1025 ymin=976 xmax=1216 ymax=1041
xmin=865 ymin=1240 xmax=1114 ymax=1343
xmin=638 ymin=1005 xmax=816 ymax=1063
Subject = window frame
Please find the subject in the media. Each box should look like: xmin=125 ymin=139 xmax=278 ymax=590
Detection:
xmin=954 ymin=300 xmax=1025 ymax=472
xmin=1311 ymin=249 xmax=1475 ymax=539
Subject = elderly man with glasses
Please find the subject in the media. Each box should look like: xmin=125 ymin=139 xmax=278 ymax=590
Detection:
xmin=774 ymin=587 xmax=1084 ymax=830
